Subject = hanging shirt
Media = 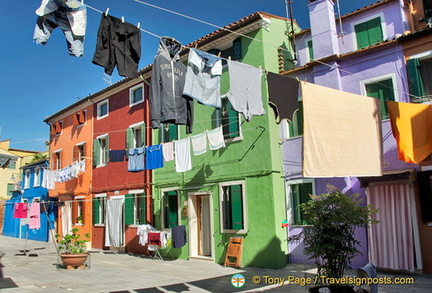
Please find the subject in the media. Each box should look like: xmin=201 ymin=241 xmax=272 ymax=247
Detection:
xmin=174 ymin=138 xmax=192 ymax=172
xmin=145 ymin=145 xmax=164 ymax=170
xmin=183 ymin=48 xmax=223 ymax=109
xmin=128 ymin=148 xmax=145 ymax=172
xmin=267 ymin=72 xmax=300 ymax=123
xmin=226 ymin=60 xmax=265 ymax=121
xmin=207 ymin=127 xmax=226 ymax=150
xmin=172 ymin=225 xmax=187 ymax=248
xmin=191 ymin=132 xmax=207 ymax=156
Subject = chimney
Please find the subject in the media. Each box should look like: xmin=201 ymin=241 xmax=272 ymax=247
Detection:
xmin=308 ymin=0 xmax=339 ymax=59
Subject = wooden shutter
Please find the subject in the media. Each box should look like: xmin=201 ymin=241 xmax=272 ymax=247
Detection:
xmin=406 ymin=58 xmax=425 ymax=99
xmin=140 ymin=123 xmax=146 ymax=147
xmin=367 ymin=17 xmax=383 ymax=45
xmin=139 ymin=193 xmax=146 ymax=224
xmin=126 ymin=128 xmax=133 ymax=149
xmin=366 ymin=79 xmax=394 ymax=118
xmin=355 ymin=21 xmax=369 ymax=49
xmin=105 ymin=135 xmax=110 ymax=164
xmin=230 ymin=185 xmax=243 ymax=230
xmin=93 ymin=139 xmax=100 ymax=166
xmin=92 ymin=198 xmax=100 ymax=224
xmin=73 ymin=113 xmax=79 ymax=126
xmin=227 ymin=101 xmax=239 ymax=138
xmin=299 ymin=183 xmax=312 ymax=225
xmin=233 ymin=38 xmax=242 ymax=60
xmin=124 ymin=194 xmax=135 ymax=225
xmin=165 ymin=191 xmax=178 ymax=228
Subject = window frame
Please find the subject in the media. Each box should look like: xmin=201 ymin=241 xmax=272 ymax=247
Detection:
xmin=161 ymin=188 xmax=180 ymax=229
xmin=351 ymin=13 xmax=386 ymax=49
xmin=215 ymin=97 xmax=242 ymax=142
xmin=219 ymin=180 xmax=248 ymax=234
xmin=93 ymin=193 xmax=107 ymax=226
xmin=33 ymin=167 xmax=41 ymax=187
xmin=73 ymin=110 xmax=87 ymax=126
xmin=24 ymin=169 xmax=31 ymax=189
xmin=127 ymin=122 xmax=146 ymax=149
xmin=53 ymin=150 xmax=62 ymax=170
xmin=125 ymin=190 xmax=146 ymax=226
xmin=129 ymin=84 xmax=144 ymax=107
xmin=286 ymin=179 xmax=315 ymax=226
xmin=97 ymin=99 xmax=109 ymax=120
xmin=360 ymin=73 xmax=398 ymax=119
xmin=94 ymin=134 xmax=109 ymax=167
xmin=74 ymin=196 xmax=85 ymax=225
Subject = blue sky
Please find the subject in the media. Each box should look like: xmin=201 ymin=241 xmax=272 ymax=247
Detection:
xmin=0 ymin=0 xmax=378 ymax=152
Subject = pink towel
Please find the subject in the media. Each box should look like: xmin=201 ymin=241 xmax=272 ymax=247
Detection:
xmin=13 ymin=203 xmax=28 ymax=219
xmin=29 ymin=203 xmax=41 ymax=229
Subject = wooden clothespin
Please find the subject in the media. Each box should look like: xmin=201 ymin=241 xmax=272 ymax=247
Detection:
xmin=217 ymin=51 xmax=221 ymax=57
xmin=296 ymin=76 xmax=300 ymax=82
xmin=228 ymin=56 xmax=231 ymax=60
xmin=194 ymin=43 xmax=198 ymax=49
xmin=121 ymin=16 xmax=124 ymax=23
xmin=137 ymin=22 xmax=140 ymax=29
xmin=105 ymin=8 xmax=109 ymax=16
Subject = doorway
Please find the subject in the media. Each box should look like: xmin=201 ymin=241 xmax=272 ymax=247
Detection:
xmin=188 ymin=192 xmax=213 ymax=259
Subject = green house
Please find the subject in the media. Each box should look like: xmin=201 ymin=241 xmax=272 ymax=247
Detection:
xmin=151 ymin=12 xmax=300 ymax=269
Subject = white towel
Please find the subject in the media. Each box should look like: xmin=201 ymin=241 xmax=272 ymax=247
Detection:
xmin=191 ymin=132 xmax=207 ymax=156
xmin=162 ymin=142 xmax=174 ymax=162
xmin=207 ymin=127 xmax=226 ymax=150
xmin=174 ymin=138 xmax=192 ymax=172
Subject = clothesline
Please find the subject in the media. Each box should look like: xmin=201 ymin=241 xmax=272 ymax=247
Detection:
xmin=84 ymin=1 xmax=418 ymax=102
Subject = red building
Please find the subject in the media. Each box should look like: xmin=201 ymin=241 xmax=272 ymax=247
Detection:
xmin=90 ymin=73 xmax=152 ymax=253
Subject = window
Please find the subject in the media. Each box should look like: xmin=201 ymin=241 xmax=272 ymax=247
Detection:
xmin=364 ymin=77 xmax=395 ymax=119
xmin=74 ymin=197 xmax=85 ymax=224
xmin=93 ymin=135 xmax=109 ymax=166
xmin=50 ymin=121 xmax=63 ymax=136
xmin=126 ymin=123 xmax=145 ymax=149
xmin=24 ymin=169 xmax=31 ymax=189
xmin=215 ymin=98 xmax=241 ymax=140
xmin=97 ymin=100 xmax=109 ymax=119
xmin=74 ymin=143 xmax=86 ymax=161
xmin=125 ymin=192 xmax=146 ymax=225
xmin=130 ymin=84 xmax=144 ymax=106
xmin=287 ymin=180 xmax=314 ymax=225
xmin=162 ymin=190 xmax=179 ymax=229
xmin=7 ymin=159 xmax=16 ymax=169
xmin=161 ymin=123 xmax=178 ymax=143
xmin=34 ymin=167 xmax=41 ymax=187
xmin=93 ymin=194 xmax=106 ymax=225
xmin=354 ymin=16 xmax=384 ymax=49
xmin=220 ymin=181 xmax=247 ymax=233
xmin=7 ymin=183 xmax=15 ymax=196
xmin=53 ymin=150 xmax=62 ymax=170
xmin=307 ymin=39 xmax=314 ymax=61
xmin=406 ymin=57 xmax=432 ymax=102
xmin=73 ymin=110 xmax=86 ymax=126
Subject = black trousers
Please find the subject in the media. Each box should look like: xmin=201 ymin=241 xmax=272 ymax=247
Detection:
xmin=92 ymin=14 xmax=141 ymax=78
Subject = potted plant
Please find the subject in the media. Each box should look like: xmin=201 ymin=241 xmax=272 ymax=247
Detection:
xmin=55 ymin=227 xmax=90 ymax=270
xmin=288 ymin=185 xmax=378 ymax=293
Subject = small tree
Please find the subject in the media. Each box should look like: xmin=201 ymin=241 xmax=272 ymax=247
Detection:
xmin=55 ymin=228 xmax=90 ymax=255
xmin=289 ymin=185 xmax=378 ymax=281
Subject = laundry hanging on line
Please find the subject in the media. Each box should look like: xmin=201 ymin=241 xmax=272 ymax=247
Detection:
xmin=33 ymin=0 xmax=87 ymax=57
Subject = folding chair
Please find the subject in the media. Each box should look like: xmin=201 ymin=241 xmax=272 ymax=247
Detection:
xmin=147 ymin=244 xmax=163 ymax=261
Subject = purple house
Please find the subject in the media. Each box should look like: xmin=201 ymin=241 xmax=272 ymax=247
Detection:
xmin=280 ymin=0 xmax=425 ymax=273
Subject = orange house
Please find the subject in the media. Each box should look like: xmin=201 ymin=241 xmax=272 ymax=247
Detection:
xmin=44 ymin=100 xmax=94 ymax=244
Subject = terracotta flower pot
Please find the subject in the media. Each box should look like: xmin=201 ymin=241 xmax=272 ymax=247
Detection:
xmin=59 ymin=253 xmax=88 ymax=270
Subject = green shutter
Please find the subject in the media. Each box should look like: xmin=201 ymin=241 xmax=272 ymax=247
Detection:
xmin=230 ymin=185 xmax=244 ymax=230
xmin=355 ymin=17 xmax=383 ymax=49
xmin=93 ymin=139 xmax=100 ymax=166
xmin=166 ymin=191 xmax=178 ymax=228
xmin=139 ymin=193 xmax=146 ymax=224
xmin=307 ymin=40 xmax=314 ymax=61
xmin=406 ymin=58 xmax=425 ymax=99
xmin=168 ymin=124 xmax=178 ymax=141
xmin=299 ymin=183 xmax=312 ymax=225
xmin=366 ymin=79 xmax=395 ymax=119
xmin=223 ymin=100 xmax=239 ymax=138
xmin=292 ymin=185 xmax=301 ymax=225
xmin=105 ymin=135 xmax=110 ymax=164
xmin=124 ymin=194 xmax=135 ymax=225
xmin=140 ymin=124 xmax=146 ymax=147
xmin=126 ymin=128 xmax=133 ymax=149
xmin=92 ymin=198 xmax=100 ymax=224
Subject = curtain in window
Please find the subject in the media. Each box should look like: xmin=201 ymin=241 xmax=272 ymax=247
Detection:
xmin=200 ymin=196 xmax=211 ymax=256
xmin=61 ymin=201 xmax=72 ymax=235
xmin=366 ymin=184 xmax=414 ymax=272
xmin=105 ymin=198 xmax=124 ymax=247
